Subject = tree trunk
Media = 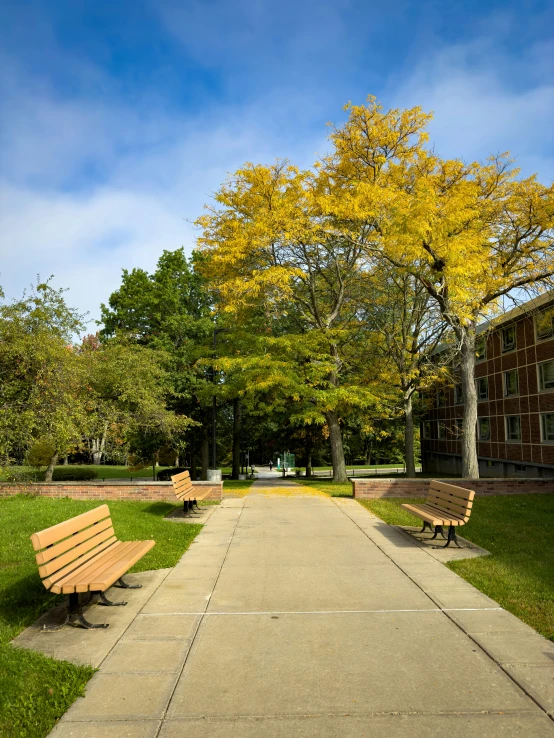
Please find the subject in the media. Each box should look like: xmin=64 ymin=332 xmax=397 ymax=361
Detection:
xmin=231 ymin=398 xmax=241 ymax=480
xmin=174 ymin=454 xmax=179 ymax=467
xmin=306 ymin=436 xmax=313 ymax=478
xmin=404 ymin=388 xmax=416 ymax=478
xmin=44 ymin=452 xmax=59 ymax=482
xmin=201 ymin=423 xmax=209 ymax=481
xmin=326 ymin=411 xmax=348 ymax=483
xmin=63 ymin=455 xmax=69 ymax=465
xmin=191 ymin=452 xmax=197 ymax=481
xmin=91 ymin=426 xmax=108 ymax=464
xmin=365 ymin=444 xmax=372 ymax=465
xmin=460 ymin=327 xmax=480 ymax=478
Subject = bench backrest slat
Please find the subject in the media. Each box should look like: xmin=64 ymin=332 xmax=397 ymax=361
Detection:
xmin=42 ymin=537 xmax=118 ymax=591
xmin=31 ymin=504 xmax=111 ymax=550
xmin=30 ymin=504 xmax=116 ymax=590
xmin=38 ymin=525 xmax=116 ymax=578
xmin=171 ymin=470 xmax=193 ymax=500
xmin=35 ymin=517 xmax=113 ymax=565
xmin=427 ymin=481 xmax=474 ymax=521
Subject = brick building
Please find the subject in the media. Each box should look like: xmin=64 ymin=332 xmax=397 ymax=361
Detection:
xmin=421 ymin=291 xmax=554 ymax=478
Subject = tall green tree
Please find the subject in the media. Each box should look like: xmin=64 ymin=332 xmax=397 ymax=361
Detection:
xmin=80 ymin=335 xmax=192 ymax=469
xmin=0 ymin=280 xmax=88 ymax=479
xmin=100 ymin=248 xmax=214 ymax=476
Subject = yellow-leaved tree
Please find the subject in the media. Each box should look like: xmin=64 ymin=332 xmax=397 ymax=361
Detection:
xmin=196 ymin=162 xmax=387 ymax=482
xmin=325 ymin=97 xmax=554 ymax=477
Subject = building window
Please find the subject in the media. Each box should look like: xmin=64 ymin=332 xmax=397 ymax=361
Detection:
xmin=454 ymin=383 xmax=464 ymax=404
xmin=475 ymin=336 xmax=486 ymax=362
xmin=436 ymin=389 xmax=446 ymax=407
xmin=454 ymin=418 xmax=463 ymax=437
xmin=538 ymin=360 xmax=554 ymax=391
xmin=540 ymin=413 xmax=554 ymax=443
xmin=438 ymin=421 xmax=447 ymax=440
xmin=504 ymin=369 xmax=519 ymax=396
xmin=505 ymin=415 xmax=522 ymax=442
xmin=502 ymin=325 xmax=516 ymax=353
xmin=514 ymin=464 xmax=527 ymax=473
xmin=476 ymin=377 xmax=488 ymax=400
xmin=478 ymin=417 xmax=490 ymax=440
xmin=423 ymin=421 xmax=433 ymax=439
xmin=535 ymin=308 xmax=554 ymax=341
xmin=485 ymin=460 xmax=495 ymax=468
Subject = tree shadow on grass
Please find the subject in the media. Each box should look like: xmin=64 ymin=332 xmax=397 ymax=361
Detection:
xmin=140 ymin=502 xmax=176 ymax=517
xmin=0 ymin=572 xmax=62 ymax=637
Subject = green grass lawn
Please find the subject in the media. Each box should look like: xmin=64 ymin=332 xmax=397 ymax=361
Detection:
xmin=312 ymin=463 xmax=409 ymax=470
xmin=297 ymin=479 xmax=353 ymax=497
xmin=1 ymin=464 xmax=172 ymax=481
xmin=0 ymin=495 xmax=202 ymax=738
xmin=359 ymin=494 xmax=554 ymax=642
xmin=223 ymin=479 xmax=255 ymax=493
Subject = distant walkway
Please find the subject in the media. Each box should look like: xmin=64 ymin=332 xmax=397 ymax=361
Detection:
xmin=48 ymin=490 xmax=554 ymax=736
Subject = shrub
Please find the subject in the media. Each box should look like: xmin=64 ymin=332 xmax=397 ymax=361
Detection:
xmin=52 ymin=468 xmax=98 ymax=481
xmin=157 ymin=467 xmax=190 ymax=481
xmin=27 ymin=440 xmax=56 ymax=467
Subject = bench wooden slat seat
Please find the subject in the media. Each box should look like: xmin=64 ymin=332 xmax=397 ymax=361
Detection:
xmin=171 ymin=471 xmax=212 ymax=515
xmin=31 ymin=504 xmax=155 ymax=629
xmin=401 ymin=481 xmax=475 ymax=547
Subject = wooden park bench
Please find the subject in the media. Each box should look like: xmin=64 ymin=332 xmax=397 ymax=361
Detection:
xmin=171 ymin=470 xmax=212 ymax=515
xmin=401 ymin=481 xmax=475 ymax=548
xmin=31 ymin=505 xmax=155 ymax=629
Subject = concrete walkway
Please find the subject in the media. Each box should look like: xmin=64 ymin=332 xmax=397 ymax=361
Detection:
xmin=49 ymin=490 xmax=554 ymax=737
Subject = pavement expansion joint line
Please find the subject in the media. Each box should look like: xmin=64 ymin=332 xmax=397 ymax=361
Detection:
xmin=332 ymin=497 xmax=554 ymax=724
xmin=152 ymin=500 xmax=246 ymax=738
xmin=159 ymin=708 xmax=542 ymax=721
xmin=138 ymin=607 xmax=505 ymax=616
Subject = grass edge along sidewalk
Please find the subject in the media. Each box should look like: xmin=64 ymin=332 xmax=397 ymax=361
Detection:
xmin=298 ymin=480 xmax=554 ymax=643
xmin=0 ymin=495 xmax=204 ymax=738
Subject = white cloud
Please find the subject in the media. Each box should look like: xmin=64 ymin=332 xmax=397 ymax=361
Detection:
xmin=390 ymin=38 xmax=554 ymax=180
xmin=0 ymin=64 xmax=330 ymax=325
xmin=1 ymin=14 xmax=553 ymax=332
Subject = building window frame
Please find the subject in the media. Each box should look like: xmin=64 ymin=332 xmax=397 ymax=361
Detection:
xmin=423 ymin=421 xmax=433 ymax=439
xmin=538 ymin=360 xmax=554 ymax=392
xmin=478 ymin=417 xmax=491 ymax=441
xmin=437 ymin=421 xmax=448 ymax=440
xmin=475 ymin=336 xmax=487 ymax=362
xmin=436 ymin=389 xmax=447 ymax=407
xmin=503 ymin=369 xmax=519 ymax=397
xmin=476 ymin=376 xmax=489 ymax=400
xmin=514 ymin=464 xmax=527 ymax=474
xmin=501 ymin=325 xmax=516 ymax=353
xmin=454 ymin=383 xmax=464 ymax=405
xmin=540 ymin=413 xmax=554 ymax=443
xmin=505 ymin=415 xmax=522 ymax=442
xmin=535 ymin=308 xmax=554 ymax=342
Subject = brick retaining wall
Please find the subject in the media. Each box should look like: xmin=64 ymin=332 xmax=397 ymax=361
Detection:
xmin=352 ymin=477 xmax=554 ymax=499
xmin=0 ymin=480 xmax=222 ymax=503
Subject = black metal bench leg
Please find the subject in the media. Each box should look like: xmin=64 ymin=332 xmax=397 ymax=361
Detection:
xmin=115 ymin=576 xmax=141 ymax=589
xmin=430 ymin=525 xmax=443 ymax=540
xmin=68 ymin=592 xmax=109 ymax=629
xmin=418 ymin=521 xmax=433 ymax=534
xmin=193 ymin=498 xmax=200 ymax=510
xmin=98 ymin=591 xmax=127 ymax=606
xmin=442 ymin=525 xmax=461 ymax=548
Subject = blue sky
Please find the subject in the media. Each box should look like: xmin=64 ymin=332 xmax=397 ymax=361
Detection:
xmin=1 ymin=0 xmax=553 ymax=324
